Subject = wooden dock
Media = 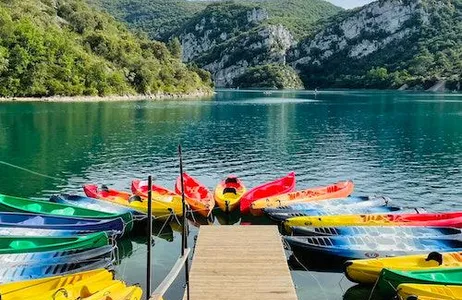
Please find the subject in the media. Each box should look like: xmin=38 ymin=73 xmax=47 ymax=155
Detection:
xmin=186 ymin=225 xmax=297 ymax=300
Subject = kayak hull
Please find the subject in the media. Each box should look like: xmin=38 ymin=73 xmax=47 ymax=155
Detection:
xmin=345 ymin=251 xmax=462 ymax=284
xmin=175 ymin=173 xmax=214 ymax=217
xmin=397 ymin=284 xmax=462 ymax=300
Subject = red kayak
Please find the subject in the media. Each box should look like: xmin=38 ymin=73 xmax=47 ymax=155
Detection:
xmin=175 ymin=173 xmax=214 ymax=217
xmin=240 ymin=172 xmax=296 ymax=214
xmin=131 ymin=179 xmax=178 ymax=198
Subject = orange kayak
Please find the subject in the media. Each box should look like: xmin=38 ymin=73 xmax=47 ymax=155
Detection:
xmin=214 ymin=176 xmax=246 ymax=212
xmin=131 ymin=179 xmax=179 ymax=198
xmin=175 ymin=173 xmax=214 ymax=217
xmin=250 ymin=180 xmax=354 ymax=215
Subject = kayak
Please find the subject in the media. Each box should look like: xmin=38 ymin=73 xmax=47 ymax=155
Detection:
xmin=0 ymin=245 xmax=114 ymax=266
xmin=84 ymin=185 xmax=182 ymax=219
xmin=292 ymin=226 xmax=462 ymax=238
xmin=378 ymin=268 xmax=462 ymax=299
xmin=345 ymin=251 xmax=462 ymax=284
xmin=250 ymin=180 xmax=353 ymax=214
xmin=284 ymin=235 xmax=462 ymax=260
xmin=0 ymin=268 xmax=113 ymax=299
xmin=397 ymin=284 xmax=462 ymax=300
xmin=0 ymin=254 xmax=112 ymax=283
xmin=284 ymin=212 xmax=462 ymax=229
xmin=263 ymin=196 xmax=391 ymax=214
xmin=267 ymin=206 xmax=402 ymax=222
xmin=106 ymin=285 xmax=143 ymax=300
xmin=240 ymin=172 xmax=296 ymax=215
xmin=0 ymin=232 xmax=108 ymax=254
xmin=131 ymin=180 xmax=184 ymax=216
xmin=0 ymin=194 xmax=133 ymax=234
xmin=0 ymin=212 xmax=125 ymax=236
xmin=80 ymin=280 xmax=126 ymax=299
xmin=175 ymin=173 xmax=214 ymax=217
xmin=214 ymin=176 xmax=246 ymax=212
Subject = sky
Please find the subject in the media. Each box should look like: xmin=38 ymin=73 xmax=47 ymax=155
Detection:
xmin=326 ymin=0 xmax=374 ymax=9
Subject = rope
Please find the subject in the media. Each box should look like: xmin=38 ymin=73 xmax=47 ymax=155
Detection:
xmin=367 ymin=277 xmax=381 ymax=300
xmin=0 ymin=160 xmax=67 ymax=182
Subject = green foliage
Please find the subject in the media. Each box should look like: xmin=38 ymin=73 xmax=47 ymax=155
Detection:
xmin=0 ymin=0 xmax=212 ymax=97
xmin=233 ymin=64 xmax=304 ymax=89
xmin=295 ymin=0 xmax=462 ymax=90
xmin=167 ymin=37 xmax=182 ymax=59
xmin=89 ymin=0 xmax=342 ymax=40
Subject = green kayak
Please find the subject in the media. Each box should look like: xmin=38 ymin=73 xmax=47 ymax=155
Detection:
xmin=0 ymin=232 xmax=108 ymax=254
xmin=378 ymin=267 xmax=462 ymax=298
xmin=0 ymin=194 xmax=133 ymax=234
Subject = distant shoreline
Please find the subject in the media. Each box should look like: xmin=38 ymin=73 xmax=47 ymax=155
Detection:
xmin=0 ymin=90 xmax=214 ymax=102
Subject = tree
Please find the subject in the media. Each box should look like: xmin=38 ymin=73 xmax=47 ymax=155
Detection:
xmin=167 ymin=37 xmax=182 ymax=59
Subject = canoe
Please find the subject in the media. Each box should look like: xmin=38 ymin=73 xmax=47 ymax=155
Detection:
xmin=0 ymin=212 xmax=125 ymax=236
xmin=378 ymin=268 xmax=462 ymax=299
xmin=0 ymin=194 xmax=133 ymax=234
xmin=284 ymin=235 xmax=462 ymax=260
xmin=345 ymin=251 xmax=462 ymax=284
xmin=397 ymin=284 xmax=462 ymax=300
xmin=263 ymin=196 xmax=391 ymax=214
xmin=250 ymin=180 xmax=353 ymax=215
xmin=292 ymin=226 xmax=462 ymax=238
xmin=0 ymin=254 xmax=112 ymax=283
xmin=240 ymin=172 xmax=296 ymax=215
xmin=0 ymin=245 xmax=114 ymax=266
xmin=214 ymin=176 xmax=246 ymax=212
xmin=0 ymin=232 xmax=108 ymax=254
xmin=267 ymin=206 xmax=402 ymax=222
xmin=84 ymin=185 xmax=182 ymax=219
xmin=0 ymin=268 xmax=113 ymax=299
xmin=175 ymin=173 xmax=214 ymax=217
xmin=284 ymin=212 xmax=462 ymax=229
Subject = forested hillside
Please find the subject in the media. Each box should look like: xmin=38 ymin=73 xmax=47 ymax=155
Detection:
xmin=0 ymin=0 xmax=212 ymax=97
xmin=89 ymin=0 xmax=342 ymax=40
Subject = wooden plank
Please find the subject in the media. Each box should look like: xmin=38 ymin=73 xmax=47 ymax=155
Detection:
xmin=186 ymin=226 xmax=297 ymax=300
xmin=150 ymin=248 xmax=191 ymax=300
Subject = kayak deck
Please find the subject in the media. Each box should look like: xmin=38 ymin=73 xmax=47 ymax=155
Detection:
xmin=186 ymin=226 xmax=297 ymax=300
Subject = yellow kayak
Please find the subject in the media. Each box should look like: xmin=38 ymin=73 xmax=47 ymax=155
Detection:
xmin=214 ymin=176 xmax=246 ymax=212
xmin=83 ymin=280 xmax=127 ymax=299
xmin=0 ymin=269 xmax=113 ymax=300
xmin=105 ymin=285 xmax=143 ymax=300
xmin=397 ymin=283 xmax=462 ymax=300
xmin=84 ymin=184 xmax=183 ymax=218
xmin=345 ymin=252 xmax=462 ymax=284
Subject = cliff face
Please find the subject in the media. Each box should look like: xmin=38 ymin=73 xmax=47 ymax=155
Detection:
xmin=289 ymin=0 xmax=429 ymax=67
xmin=176 ymin=4 xmax=295 ymax=87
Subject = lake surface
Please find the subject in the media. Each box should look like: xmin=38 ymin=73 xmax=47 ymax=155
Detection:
xmin=0 ymin=90 xmax=461 ymax=299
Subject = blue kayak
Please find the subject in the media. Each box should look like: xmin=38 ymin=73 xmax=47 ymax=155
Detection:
xmin=267 ymin=206 xmax=402 ymax=222
xmin=285 ymin=235 xmax=462 ymax=260
xmin=291 ymin=226 xmax=462 ymax=238
xmin=51 ymin=194 xmax=145 ymax=220
xmin=0 ymin=212 xmax=124 ymax=235
xmin=263 ymin=196 xmax=390 ymax=214
xmin=0 ymin=245 xmax=115 ymax=266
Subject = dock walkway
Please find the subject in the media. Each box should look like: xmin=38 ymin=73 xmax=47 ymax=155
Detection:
xmin=186 ymin=225 xmax=297 ymax=300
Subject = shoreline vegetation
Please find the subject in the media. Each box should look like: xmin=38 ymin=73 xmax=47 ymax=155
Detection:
xmin=0 ymin=90 xmax=214 ymax=102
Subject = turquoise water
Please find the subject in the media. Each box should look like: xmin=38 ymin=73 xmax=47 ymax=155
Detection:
xmin=0 ymin=90 xmax=461 ymax=299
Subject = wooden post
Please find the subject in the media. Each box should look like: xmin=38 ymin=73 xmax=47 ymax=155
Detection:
xmin=178 ymin=145 xmax=190 ymax=300
xmin=146 ymin=175 xmax=153 ymax=300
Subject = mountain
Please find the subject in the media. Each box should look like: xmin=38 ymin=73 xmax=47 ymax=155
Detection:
xmin=289 ymin=0 xmax=462 ymax=90
xmin=90 ymin=0 xmax=343 ymax=40
xmin=0 ymin=0 xmax=212 ymax=97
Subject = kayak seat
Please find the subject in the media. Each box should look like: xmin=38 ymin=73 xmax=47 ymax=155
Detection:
xmin=20 ymin=216 xmax=45 ymax=226
xmin=223 ymin=188 xmax=237 ymax=195
xmin=50 ymin=207 xmax=76 ymax=216
xmin=25 ymin=203 xmax=42 ymax=213
xmin=225 ymin=178 xmax=238 ymax=184
xmin=9 ymin=240 xmax=36 ymax=250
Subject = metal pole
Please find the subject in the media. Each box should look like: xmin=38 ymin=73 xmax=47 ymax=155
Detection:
xmin=146 ymin=175 xmax=153 ymax=300
xmin=178 ymin=144 xmax=190 ymax=300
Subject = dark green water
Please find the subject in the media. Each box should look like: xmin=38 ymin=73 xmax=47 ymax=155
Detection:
xmin=0 ymin=90 xmax=461 ymax=299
